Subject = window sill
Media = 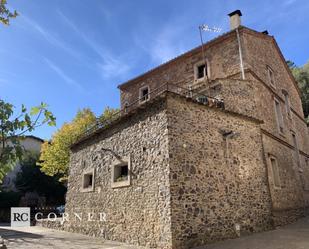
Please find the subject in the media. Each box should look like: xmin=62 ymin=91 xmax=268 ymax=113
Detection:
xmin=194 ymin=77 xmax=208 ymax=83
xmin=111 ymin=180 xmax=131 ymax=189
xmin=81 ymin=187 xmax=94 ymax=193
xmin=139 ymin=98 xmax=149 ymax=105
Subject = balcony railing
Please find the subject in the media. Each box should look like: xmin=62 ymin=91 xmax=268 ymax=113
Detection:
xmin=77 ymin=83 xmax=224 ymax=142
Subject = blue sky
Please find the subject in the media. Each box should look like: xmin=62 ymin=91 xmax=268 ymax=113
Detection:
xmin=1 ymin=0 xmax=309 ymax=140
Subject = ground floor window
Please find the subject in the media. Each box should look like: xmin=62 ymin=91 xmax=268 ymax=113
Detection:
xmin=81 ymin=168 xmax=95 ymax=192
xmin=111 ymin=156 xmax=131 ymax=188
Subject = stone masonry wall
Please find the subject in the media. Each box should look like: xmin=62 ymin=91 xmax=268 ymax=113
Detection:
xmin=166 ymin=95 xmax=272 ymax=249
xmin=204 ymin=75 xmax=309 ymax=224
xmin=201 ymin=78 xmax=259 ymax=119
xmin=65 ymin=99 xmax=172 ymax=249
xmin=262 ymin=134 xmax=306 ymax=225
xmin=242 ymin=30 xmax=303 ymax=116
xmin=63 ymin=26 xmax=309 ymax=249
xmin=120 ymin=32 xmax=240 ymax=108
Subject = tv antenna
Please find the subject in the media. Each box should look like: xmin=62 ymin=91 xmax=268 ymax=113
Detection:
xmin=198 ymin=24 xmax=222 ymax=81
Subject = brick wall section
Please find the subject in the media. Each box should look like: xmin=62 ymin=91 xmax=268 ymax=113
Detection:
xmin=65 ymin=99 xmax=172 ymax=249
xmin=166 ymin=95 xmax=272 ymax=249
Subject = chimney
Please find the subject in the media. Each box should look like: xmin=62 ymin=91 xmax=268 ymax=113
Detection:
xmin=228 ymin=10 xmax=242 ymax=30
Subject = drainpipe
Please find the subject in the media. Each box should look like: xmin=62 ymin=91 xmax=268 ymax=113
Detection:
xmin=236 ymin=28 xmax=245 ymax=80
xmin=228 ymin=10 xmax=245 ymax=80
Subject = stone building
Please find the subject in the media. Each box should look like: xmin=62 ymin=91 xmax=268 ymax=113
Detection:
xmin=64 ymin=10 xmax=309 ymax=249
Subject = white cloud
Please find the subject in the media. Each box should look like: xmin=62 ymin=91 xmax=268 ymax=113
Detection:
xmin=58 ymin=10 xmax=132 ymax=80
xmin=57 ymin=10 xmax=104 ymax=57
xmin=97 ymin=56 xmax=130 ymax=79
xmin=21 ymin=14 xmax=81 ymax=60
xmin=134 ymin=19 xmax=189 ymax=65
xmin=150 ymin=27 xmax=185 ymax=64
xmin=44 ymin=58 xmax=83 ymax=91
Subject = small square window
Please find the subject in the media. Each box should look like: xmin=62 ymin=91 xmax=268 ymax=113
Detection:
xmin=81 ymin=169 xmax=95 ymax=192
xmin=114 ymin=164 xmax=128 ymax=182
xmin=197 ymin=64 xmax=206 ymax=79
xmin=139 ymin=86 xmax=150 ymax=103
xmin=111 ymin=156 xmax=131 ymax=188
xmin=194 ymin=62 xmax=207 ymax=80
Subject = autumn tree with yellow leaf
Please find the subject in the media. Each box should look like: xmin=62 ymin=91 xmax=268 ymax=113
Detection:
xmin=39 ymin=107 xmax=118 ymax=182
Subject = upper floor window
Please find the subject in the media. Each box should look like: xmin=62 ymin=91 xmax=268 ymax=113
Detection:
xmin=267 ymin=66 xmax=275 ymax=88
xmin=291 ymin=132 xmax=301 ymax=167
xmin=194 ymin=61 xmax=208 ymax=80
xmin=139 ymin=86 xmax=150 ymax=103
xmin=274 ymin=98 xmax=284 ymax=134
xmin=123 ymin=101 xmax=129 ymax=113
xmin=282 ymin=90 xmax=291 ymax=117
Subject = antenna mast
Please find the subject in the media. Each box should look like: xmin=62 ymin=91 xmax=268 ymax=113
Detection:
xmin=198 ymin=24 xmax=222 ymax=82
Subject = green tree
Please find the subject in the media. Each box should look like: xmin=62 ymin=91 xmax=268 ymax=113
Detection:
xmin=39 ymin=107 xmax=118 ymax=181
xmin=0 ymin=0 xmax=18 ymax=25
xmin=99 ymin=106 xmax=119 ymax=122
xmin=288 ymin=61 xmax=309 ymax=122
xmin=0 ymin=99 xmax=56 ymax=183
xmin=15 ymin=152 xmax=66 ymax=205
xmin=39 ymin=108 xmax=96 ymax=181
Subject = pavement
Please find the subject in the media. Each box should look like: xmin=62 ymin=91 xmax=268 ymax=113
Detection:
xmin=0 ymin=217 xmax=309 ymax=249
xmin=0 ymin=225 xmax=145 ymax=249
xmin=196 ymin=216 xmax=309 ymax=249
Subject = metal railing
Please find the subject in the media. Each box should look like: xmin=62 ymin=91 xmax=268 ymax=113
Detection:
xmin=78 ymin=83 xmax=224 ymax=141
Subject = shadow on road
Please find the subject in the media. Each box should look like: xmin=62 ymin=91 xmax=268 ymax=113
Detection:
xmin=0 ymin=227 xmax=43 ymax=242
